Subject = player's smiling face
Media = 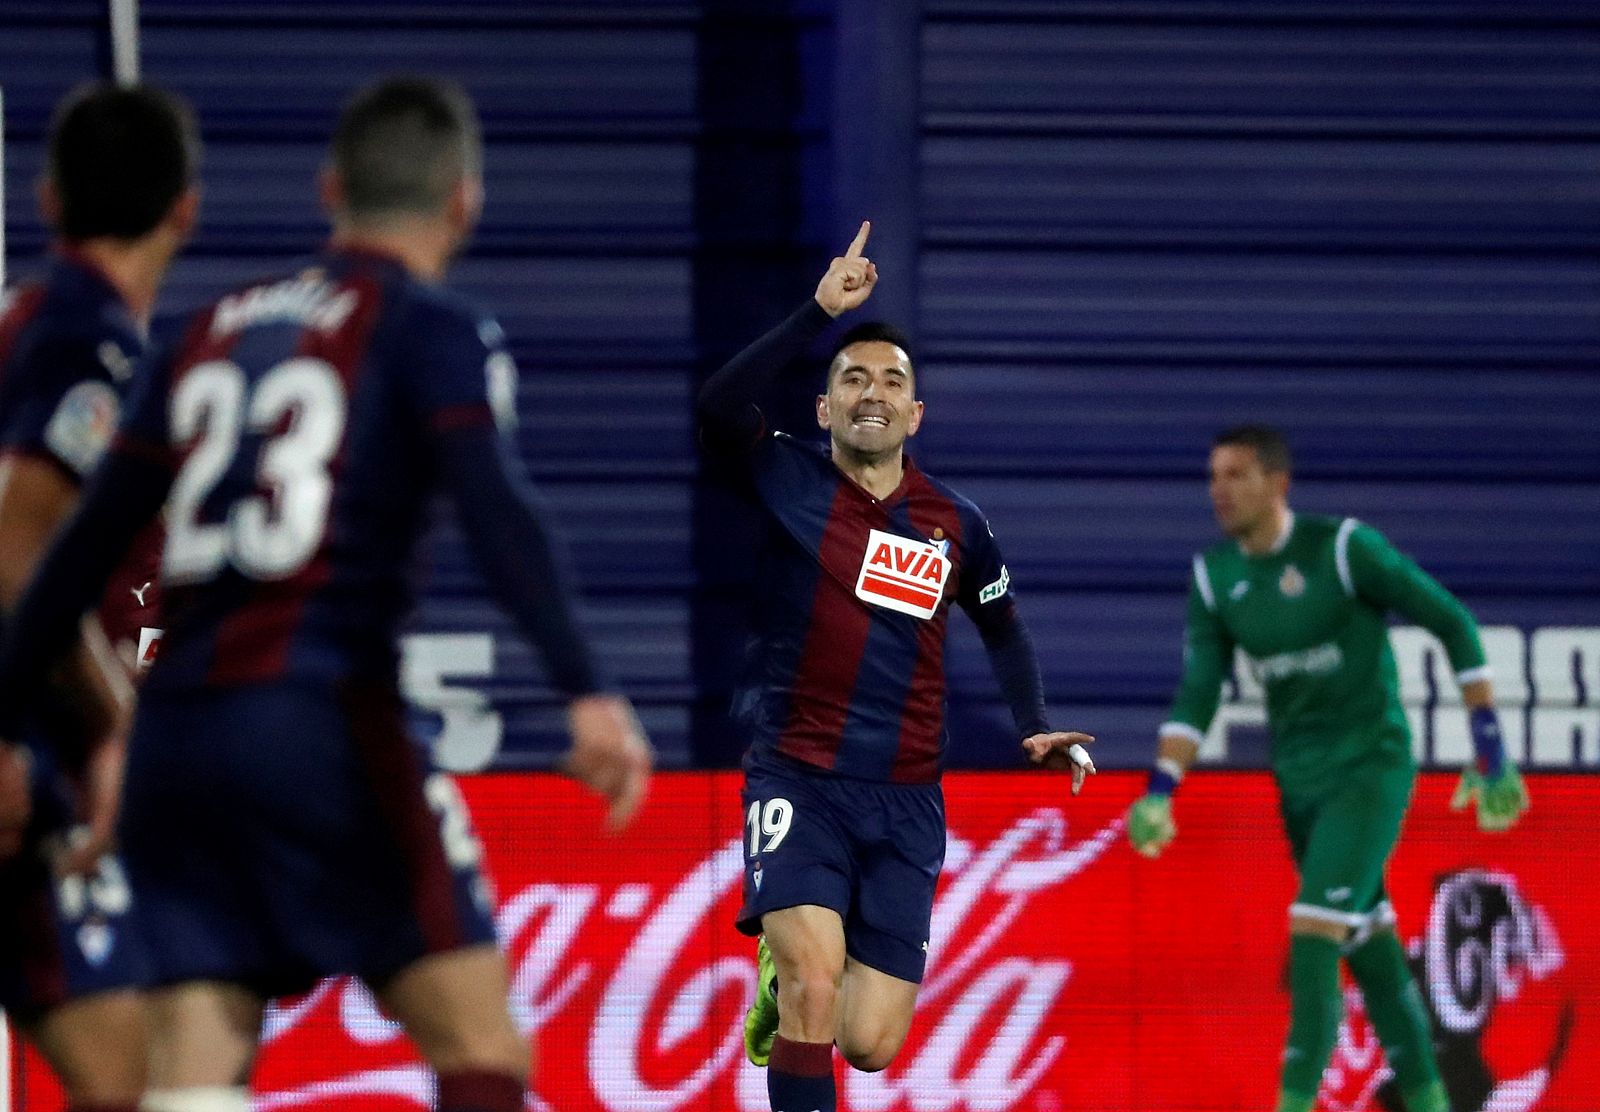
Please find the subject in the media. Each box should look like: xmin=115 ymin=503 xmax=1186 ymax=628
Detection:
xmin=817 ymin=340 xmax=924 ymax=459
xmin=1209 ymin=444 xmax=1284 ymax=538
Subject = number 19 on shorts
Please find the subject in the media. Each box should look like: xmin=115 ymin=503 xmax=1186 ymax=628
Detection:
xmin=746 ymin=797 xmax=793 ymax=856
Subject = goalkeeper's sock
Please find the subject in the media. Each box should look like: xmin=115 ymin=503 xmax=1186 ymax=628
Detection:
xmin=768 ymin=1036 xmax=835 ymax=1112
xmin=1346 ymin=929 xmax=1447 ymax=1109
xmin=1278 ymin=934 xmax=1343 ymax=1108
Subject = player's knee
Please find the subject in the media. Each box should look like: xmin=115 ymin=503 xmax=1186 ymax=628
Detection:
xmin=140 ymin=1086 xmax=251 ymax=1112
xmin=838 ymin=1034 xmax=900 ymax=1074
xmin=781 ymin=967 xmax=843 ymax=1032
xmin=424 ymin=1024 xmax=530 ymax=1083
xmin=1288 ymin=911 xmax=1352 ymax=945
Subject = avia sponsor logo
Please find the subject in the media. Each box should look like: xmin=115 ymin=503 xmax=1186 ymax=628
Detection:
xmin=252 ymin=805 xmax=1121 ymax=1112
xmin=1248 ymin=641 xmax=1344 ymax=683
xmin=1210 ymin=625 xmax=1600 ymax=769
xmin=854 ymin=528 xmax=948 ymax=620
xmin=1321 ymin=869 xmax=1572 ymax=1112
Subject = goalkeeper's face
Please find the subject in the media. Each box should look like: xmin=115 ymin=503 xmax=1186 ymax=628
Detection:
xmin=1208 ymin=444 xmax=1285 ymax=538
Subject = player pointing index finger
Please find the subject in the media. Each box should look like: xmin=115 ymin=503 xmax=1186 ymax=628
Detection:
xmin=844 ymin=219 xmax=870 ymax=259
xmin=697 ymin=216 xmax=1096 ymax=1112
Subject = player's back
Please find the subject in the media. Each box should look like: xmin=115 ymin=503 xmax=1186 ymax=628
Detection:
xmin=133 ymin=245 xmax=510 ymax=692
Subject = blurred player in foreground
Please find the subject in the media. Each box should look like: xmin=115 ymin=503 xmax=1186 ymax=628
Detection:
xmin=0 ymin=76 xmax=651 ymax=1112
xmin=0 ymin=81 xmax=199 ymax=1112
xmin=1127 ymin=424 xmax=1528 ymax=1112
xmin=698 ymin=222 xmax=1095 ymax=1112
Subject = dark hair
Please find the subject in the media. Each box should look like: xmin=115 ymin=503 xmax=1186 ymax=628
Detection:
xmin=48 ymin=82 xmax=198 ymax=240
xmin=1214 ymin=423 xmax=1292 ymax=473
xmin=827 ymin=321 xmax=916 ymax=387
xmin=331 ymin=76 xmax=481 ymax=220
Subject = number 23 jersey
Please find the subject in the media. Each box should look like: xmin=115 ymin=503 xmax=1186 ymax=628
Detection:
xmin=118 ymin=247 xmax=518 ymax=692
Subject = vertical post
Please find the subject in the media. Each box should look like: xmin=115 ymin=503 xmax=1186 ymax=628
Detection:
xmin=0 ymin=87 xmax=7 ymax=291
xmin=1 ymin=1011 xmax=11 ymax=1112
xmin=108 ymin=0 xmax=141 ymax=85
xmin=831 ymin=0 xmax=922 ymax=335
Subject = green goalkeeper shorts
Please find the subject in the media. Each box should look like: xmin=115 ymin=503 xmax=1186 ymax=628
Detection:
xmin=1277 ymin=753 xmax=1415 ymax=930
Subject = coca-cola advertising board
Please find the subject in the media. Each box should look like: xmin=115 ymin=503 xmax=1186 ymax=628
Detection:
xmin=10 ymin=772 xmax=1596 ymax=1111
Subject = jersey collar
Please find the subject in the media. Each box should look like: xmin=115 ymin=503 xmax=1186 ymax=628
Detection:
xmin=1238 ymin=509 xmax=1296 ymax=558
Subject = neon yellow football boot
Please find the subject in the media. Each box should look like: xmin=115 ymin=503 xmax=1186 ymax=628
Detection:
xmin=744 ymin=935 xmax=780 ymax=1067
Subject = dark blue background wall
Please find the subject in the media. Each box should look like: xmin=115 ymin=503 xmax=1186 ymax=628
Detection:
xmin=2 ymin=0 xmax=1596 ymax=771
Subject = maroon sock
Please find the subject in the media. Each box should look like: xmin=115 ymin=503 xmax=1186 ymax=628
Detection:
xmin=768 ymin=1036 xmax=835 ymax=1112
xmin=437 ymin=1068 xmax=524 ymax=1112
xmin=69 ymin=1104 xmax=141 ymax=1112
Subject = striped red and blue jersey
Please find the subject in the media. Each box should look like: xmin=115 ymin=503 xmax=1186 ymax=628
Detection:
xmin=0 ymin=249 xmax=159 ymax=651
xmin=114 ymin=246 xmax=547 ymax=691
xmin=733 ymin=432 xmax=1018 ymax=783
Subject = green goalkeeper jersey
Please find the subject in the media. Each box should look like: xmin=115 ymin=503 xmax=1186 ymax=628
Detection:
xmin=1164 ymin=513 xmax=1488 ymax=797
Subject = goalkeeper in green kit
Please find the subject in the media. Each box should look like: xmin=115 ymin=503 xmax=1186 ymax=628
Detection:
xmin=1127 ymin=425 xmax=1529 ymax=1112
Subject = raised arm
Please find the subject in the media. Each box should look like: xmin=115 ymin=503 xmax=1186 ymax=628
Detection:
xmin=697 ymin=221 xmax=878 ymax=453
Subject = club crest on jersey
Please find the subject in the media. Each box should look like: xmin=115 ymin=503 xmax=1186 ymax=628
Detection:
xmin=855 ymin=528 xmax=948 ymax=620
xmin=1279 ymin=564 xmax=1306 ymax=598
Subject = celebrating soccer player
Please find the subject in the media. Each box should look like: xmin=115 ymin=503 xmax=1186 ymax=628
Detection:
xmin=0 ymin=77 xmax=651 ymax=1112
xmin=1126 ymin=424 xmax=1529 ymax=1112
xmin=698 ymin=222 xmax=1095 ymax=1112
xmin=0 ymin=81 xmax=199 ymax=1112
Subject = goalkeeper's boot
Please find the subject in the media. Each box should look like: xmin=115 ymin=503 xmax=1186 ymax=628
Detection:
xmin=744 ymin=935 xmax=780 ymax=1067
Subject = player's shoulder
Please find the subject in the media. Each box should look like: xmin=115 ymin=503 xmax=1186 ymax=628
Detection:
xmin=1294 ymin=512 xmax=1350 ymax=547
xmin=389 ymin=278 xmax=502 ymax=351
xmin=767 ymin=430 xmax=831 ymax=466
xmin=907 ymin=459 xmax=988 ymax=526
xmin=23 ymin=258 xmax=139 ymax=351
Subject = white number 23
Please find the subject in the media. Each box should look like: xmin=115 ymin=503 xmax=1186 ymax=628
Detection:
xmin=164 ymin=357 xmax=345 ymax=584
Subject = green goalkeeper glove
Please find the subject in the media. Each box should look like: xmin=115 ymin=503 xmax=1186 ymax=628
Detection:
xmin=1450 ymin=764 xmax=1530 ymax=833
xmin=1127 ymin=793 xmax=1176 ymax=858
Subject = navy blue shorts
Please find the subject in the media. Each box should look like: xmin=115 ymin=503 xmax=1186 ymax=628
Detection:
xmin=735 ymin=755 xmax=945 ymax=984
xmin=0 ymin=844 xmax=150 ymax=1021
xmin=0 ymin=734 xmax=149 ymax=1020
xmin=119 ymin=678 xmax=496 ymax=998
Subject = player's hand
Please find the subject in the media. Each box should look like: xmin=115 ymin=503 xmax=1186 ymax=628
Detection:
xmin=814 ymin=221 xmax=879 ymax=317
xmin=561 ymin=693 xmax=654 ymax=832
xmin=57 ymin=734 xmax=125 ymax=877
xmin=0 ymin=741 xmax=33 ymax=861
xmin=1450 ymin=764 xmax=1529 ymax=833
xmin=1022 ymin=731 xmax=1096 ymax=795
xmin=1127 ymin=794 xmax=1176 ymax=858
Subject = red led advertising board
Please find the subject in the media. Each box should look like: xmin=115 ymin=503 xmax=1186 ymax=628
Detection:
xmin=10 ymin=772 xmax=1595 ymax=1111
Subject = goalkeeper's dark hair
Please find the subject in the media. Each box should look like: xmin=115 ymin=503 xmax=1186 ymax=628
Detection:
xmin=331 ymin=76 xmax=481 ymax=222
xmin=48 ymin=82 xmax=199 ymax=240
xmin=827 ymin=321 xmax=917 ymax=389
xmin=1214 ymin=423 xmax=1292 ymax=474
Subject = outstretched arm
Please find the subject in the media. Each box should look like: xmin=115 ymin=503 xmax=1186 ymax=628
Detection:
xmin=436 ymin=422 xmax=653 ymax=830
xmin=975 ymin=600 xmax=1096 ymax=793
